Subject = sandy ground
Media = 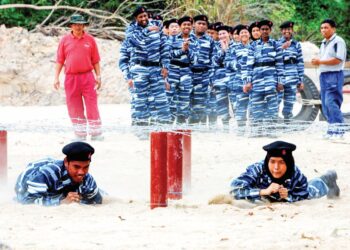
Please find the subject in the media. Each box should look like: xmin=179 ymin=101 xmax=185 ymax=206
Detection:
xmin=0 ymin=104 xmax=350 ymax=250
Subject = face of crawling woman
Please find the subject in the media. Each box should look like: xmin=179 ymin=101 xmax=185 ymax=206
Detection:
xmin=268 ymin=157 xmax=287 ymax=179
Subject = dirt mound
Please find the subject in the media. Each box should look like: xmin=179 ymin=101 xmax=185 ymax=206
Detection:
xmin=0 ymin=25 xmax=129 ymax=106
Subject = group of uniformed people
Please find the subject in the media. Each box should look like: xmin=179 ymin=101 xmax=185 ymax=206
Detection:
xmin=119 ymin=6 xmax=305 ymax=136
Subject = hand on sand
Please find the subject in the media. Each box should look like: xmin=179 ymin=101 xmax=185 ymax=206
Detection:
xmin=61 ymin=192 xmax=81 ymax=204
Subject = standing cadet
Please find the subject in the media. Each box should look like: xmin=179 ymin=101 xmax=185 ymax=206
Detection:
xmin=126 ymin=6 xmax=171 ymax=125
xmin=243 ymin=20 xmax=284 ymax=136
xmin=249 ymin=21 xmax=261 ymax=41
xmin=119 ymin=39 xmax=136 ymax=125
xmin=15 ymin=142 xmax=103 ymax=206
xmin=231 ymin=25 xmax=241 ymax=43
xmin=311 ymin=19 xmax=347 ymax=139
xmin=189 ymin=15 xmax=215 ymax=124
xmin=206 ymin=22 xmax=222 ymax=41
xmin=212 ymin=25 xmax=233 ymax=125
xmin=207 ymin=22 xmax=224 ymax=126
xmin=278 ymin=21 xmax=304 ymax=123
xmin=225 ymin=24 xmax=251 ymax=135
xmin=54 ymin=14 xmax=103 ymax=141
xmin=162 ymin=20 xmax=170 ymax=36
xmin=207 ymin=23 xmax=216 ymax=39
xmin=167 ymin=16 xmax=198 ymax=124
xmin=167 ymin=18 xmax=181 ymax=36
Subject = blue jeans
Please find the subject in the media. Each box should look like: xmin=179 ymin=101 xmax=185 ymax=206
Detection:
xmin=307 ymin=178 xmax=329 ymax=199
xmin=320 ymin=71 xmax=344 ymax=135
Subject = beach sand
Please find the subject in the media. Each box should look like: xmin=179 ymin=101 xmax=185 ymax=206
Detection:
xmin=0 ymin=104 xmax=349 ymax=250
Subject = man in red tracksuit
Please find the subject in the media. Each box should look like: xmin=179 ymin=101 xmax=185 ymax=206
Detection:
xmin=54 ymin=14 xmax=103 ymax=141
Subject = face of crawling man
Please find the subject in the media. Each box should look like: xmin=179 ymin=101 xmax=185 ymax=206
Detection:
xmin=268 ymin=157 xmax=287 ymax=179
xmin=65 ymin=159 xmax=90 ymax=183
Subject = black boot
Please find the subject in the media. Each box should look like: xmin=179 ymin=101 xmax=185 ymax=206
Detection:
xmin=249 ymin=120 xmax=263 ymax=138
xmin=133 ymin=121 xmax=149 ymax=140
xmin=221 ymin=115 xmax=231 ymax=125
xmin=236 ymin=120 xmax=246 ymax=136
xmin=320 ymin=170 xmax=340 ymax=199
xmin=200 ymin=115 xmax=208 ymax=125
xmin=176 ymin=115 xmax=186 ymax=125
xmin=188 ymin=116 xmax=200 ymax=125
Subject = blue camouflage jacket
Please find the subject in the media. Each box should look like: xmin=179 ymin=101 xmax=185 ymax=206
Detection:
xmin=278 ymin=37 xmax=304 ymax=84
xmin=211 ymin=41 xmax=228 ymax=82
xmin=169 ymin=33 xmax=198 ymax=65
xmin=119 ymin=40 xmax=132 ymax=80
xmin=244 ymin=37 xmax=284 ymax=86
xmin=225 ymin=42 xmax=250 ymax=88
xmin=126 ymin=20 xmax=170 ymax=69
xmin=190 ymin=32 xmax=215 ymax=70
xmin=15 ymin=158 xmax=102 ymax=206
xmin=230 ymin=160 xmax=309 ymax=202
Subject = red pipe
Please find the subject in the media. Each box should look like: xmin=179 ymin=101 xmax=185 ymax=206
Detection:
xmin=167 ymin=131 xmax=183 ymax=200
xmin=180 ymin=130 xmax=191 ymax=194
xmin=150 ymin=131 xmax=168 ymax=209
xmin=0 ymin=130 xmax=7 ymax=182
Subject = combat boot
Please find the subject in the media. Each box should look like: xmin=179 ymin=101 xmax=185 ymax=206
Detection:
xmin=236 ymin=120 xmax=246 ymax=136
xmin=320 ymin=170 xmax=340 ymax=199
xmin=176 ymin=115 xmax=187 ymax=125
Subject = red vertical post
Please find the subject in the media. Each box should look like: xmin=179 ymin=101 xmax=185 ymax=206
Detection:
xmin=167 ymin=131 xmax=183 ymax=200
xmin=182 ymin=130 xmax=191 ymax=194
xmin=0 ymin=130 xmax=7 ymax=183
xmin=150 ymin=131 xmax=168 ymax=209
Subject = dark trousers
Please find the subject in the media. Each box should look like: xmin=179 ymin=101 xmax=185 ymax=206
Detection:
xmin=320 ymin=71 xmax=344 ymax=134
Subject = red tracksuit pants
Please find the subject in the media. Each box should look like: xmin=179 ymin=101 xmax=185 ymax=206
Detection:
xmin=64 ymin=71 xmax=102 ymax=137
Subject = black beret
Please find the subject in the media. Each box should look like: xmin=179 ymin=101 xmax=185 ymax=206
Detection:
xmin=153 ymin=14 xmax=163 ymax=21
xmin=263 ymin=141 xmax=296 ymax=157
xmin=148 ymin=12 xmax=154 ymax=19
xmin=280 ymin=21 xmax=294 ymax=29
xmin=258 ymin=19 xmax=273 ymax=28
xmin=62 ymin=142 xmax=95 ymax=161
xmin=231 ymin=25 xmax=239 ymax=33
xmin=212 ymin=22 xmax=223 ymax=31
xmin=178 ymin=16 xmax=193 ymax=25
xmin=193 ymin=15 xmax=209 ymax=23
xmin=213 ymin=22 xmax=223 ymax=31
xmin=235 ymin=24 xmax=249 ymax=35
xmin=163 ymin=20 xmax=170 ymax=28
xmin=248 ymin=21 xmax=260 ymax=32
xmin=208 ymin=23 xmax=214 ymax=30
xmin=216 ymin=25 xmax=231 ymax=32
xmin=228 ymin=26 xmax=233 ymax=34
xmin=165 ymin=18 xmax=178 ymax=28
xmin=321 ymin=19 xmax=336 ymax=28
xmin=133 ymin=6 xmax=147 ymax=18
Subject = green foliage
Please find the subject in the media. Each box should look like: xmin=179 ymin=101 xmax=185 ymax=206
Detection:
xmin=288 ymin=0 xmax=349 ymax=48
xmin=0 ymin=0 xmax=348 ymax=53
xmin=0 ymin=0 xmax=52 ymax=28
xmin=0 ymin=0 xmax=167 ymax=29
